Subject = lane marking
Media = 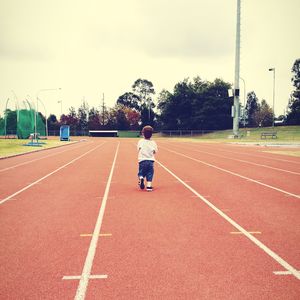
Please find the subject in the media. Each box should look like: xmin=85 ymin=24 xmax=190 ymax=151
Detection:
xmin=0 ymin=142 xmax=106 ymax=205
xmin=273 ymin=270 xmax=300 ymax=276
xmin=230 ymin=231 xmax=261 ymax=235
xmin=160 ymin=146 xmax=300 ymax=200
xmin=74 ymin=142 xmax=119 ymax=300
xmin=156 ymin=159 xmax=300 ymax=280
xmin=0 ymin=141 xmax=92 ymax=173
xmin=63 ymin=275 xmax=107 ymax=280
xmin=80 ymin=233 xmax=112 ymax=237
xmin=165 ymin=142 xmax=300 ymax=176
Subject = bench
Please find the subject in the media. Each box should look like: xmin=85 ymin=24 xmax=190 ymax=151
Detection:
xmin=261 ymin=132 xmax=277 ymax=139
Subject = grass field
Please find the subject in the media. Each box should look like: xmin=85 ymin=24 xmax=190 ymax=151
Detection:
xmin=0 ymin=138 xmax=77 ymax=158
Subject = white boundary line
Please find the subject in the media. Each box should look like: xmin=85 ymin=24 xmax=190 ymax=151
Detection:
xmin=156 ymin=159 xmax=300 ymax=280
xmin=74 ymin=142 xmax=120 ymax=300
xmin=164 ymin=142 xmax=300 ymax=176
xmin=0 ymin=142 xmax=106 ymax=205
xmin=63 ymin=275 xmax=108 ymax=280
xmin=207 ymin=145 xmax=300 ymax=165
xmin=0 ymin=141 xmax=93 ymax=173
xmin=160 ymin=146 xmax=300 ymax=199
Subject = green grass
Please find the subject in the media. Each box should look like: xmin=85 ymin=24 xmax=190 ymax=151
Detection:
xmin=0 ymin=139 xmax=77 ymax=158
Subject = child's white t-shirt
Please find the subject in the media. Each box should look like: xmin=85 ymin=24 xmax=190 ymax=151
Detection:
xmin=137 ymin=139 xmax=158 ymax=162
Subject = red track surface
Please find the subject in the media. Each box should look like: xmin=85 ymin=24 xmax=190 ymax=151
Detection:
xmin=1 ymin=138 xmax=299 ymax=299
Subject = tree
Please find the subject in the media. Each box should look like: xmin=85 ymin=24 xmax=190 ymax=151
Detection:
xmin=117 ymin=92 xmax=140 ymax=110
xmin=123 ymin=107 xmax=141 ymax=129
xmin=253 ymin=99 xmax=273 ymax=127
xmin=77 ymin=101 xmax=89 ymax=131
xmin=47 ymin=114 xmax=60 ymax=132
xmin=4 ymin=109 xmax=17 ymax=134
xmin=157 ymin=77 xmax=232 ymax=130
xmin=109 ymin=105 xmax=130 ymax=130
xmin=60 ymin=107 xmax=78 ymax=129
xmin=132 ymin=79 xmax=155 ymax=105
xmin=245 ymin=91 xmax=259 ymax=127
xmin=132 ymin=79 xmax=156 ymax=125
xmin=286 ymin=58 xmax=300 ymax=125
xmin=88 ymin=107 xmax=101 ymax=130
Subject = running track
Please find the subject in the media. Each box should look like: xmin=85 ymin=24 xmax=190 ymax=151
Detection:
xmin=0 ymin=138 xmax=299 ymax=299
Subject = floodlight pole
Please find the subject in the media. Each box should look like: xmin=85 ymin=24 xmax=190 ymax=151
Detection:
xmin=37 ymin=97 xmax=48 ymax=139
xmin=36 ymin=88 xmax=61 ymax=140
xmin=233 ymin=0 xmax=241 ymax=137
xmin=268 ymin=68 xmax=276 ymax=127
xmin=240 ymin=77 xmax=246 ymax=127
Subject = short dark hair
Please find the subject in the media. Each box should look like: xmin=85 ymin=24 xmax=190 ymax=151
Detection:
xmin=142 ymin=125 xmax=153 ymax=139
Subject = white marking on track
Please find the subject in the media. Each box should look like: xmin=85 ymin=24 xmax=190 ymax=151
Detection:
xmin=63 ymin=275 xmax=107 ymax=280
xmin=165 ymin=143 xmax=300 ymax=176
xmin=156 ymin=159 xmax=300 ymax=280
xmin=273 ymin=270 xmax=300 ymax=276
xmin=0 ymin=142 xmax=106 ymax=205
xmin=160 ymin=147 xmax=300 ymax=199
xmin=74 ymin=142 xmax=119 ymax=300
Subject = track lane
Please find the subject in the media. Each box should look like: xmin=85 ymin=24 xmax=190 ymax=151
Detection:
xmin=156 ymin=142 xmax=300 ymax=270
xmin=180 ymin=141 xmax=300 ymax=168
xmin=0 ymin=141 xmax=105 ymax=202
xmin=162 ymin=141 xmax=300 ymax=175
xmin=159 ymin=142 xmax=300 ymax=197
xmin=1 ymin=138 xmax=300 ymax=299
xmin=0 ymin=140 xmax=117 ymax=299
xmin=87 ymin=140 xmax=300 ymax=299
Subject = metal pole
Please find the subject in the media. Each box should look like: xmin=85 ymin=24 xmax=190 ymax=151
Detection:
xmin=233 ymin=0 xmax=241 ymax=137
xmin=37 ymin=97 xmax=48 ymax=139
xmin=240 ymin=77 xmax=246 ymax=127
xmin=36 ymin=88 xmax=62 ymax=140
xmin=269 ymin=68 xmax=276 ymax=127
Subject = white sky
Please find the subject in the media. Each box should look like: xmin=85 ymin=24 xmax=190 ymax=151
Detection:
xmin=0 ymin=0 xmax=299 ymax=118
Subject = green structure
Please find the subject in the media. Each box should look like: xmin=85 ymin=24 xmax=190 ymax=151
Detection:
xmin=0 ymin=108 xmax=45 ymax=139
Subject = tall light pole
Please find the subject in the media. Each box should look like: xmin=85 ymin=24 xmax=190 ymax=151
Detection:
xmin=240 ymin=77 xmax=246 ymax=127
xmin=268 ymin=68 xmax=276 ymax=127
xmin=35 ymin=88 xmax=61 ymax=140
xmin=233 ymin=0 xmax=241 ymax=137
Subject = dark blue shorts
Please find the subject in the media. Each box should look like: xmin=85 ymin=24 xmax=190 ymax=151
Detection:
xmin=138 ymin=160 xmax=154 ymax=181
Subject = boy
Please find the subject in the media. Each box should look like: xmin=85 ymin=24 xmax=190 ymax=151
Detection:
xmin=137 ymin=125 xmax=158 ymax=192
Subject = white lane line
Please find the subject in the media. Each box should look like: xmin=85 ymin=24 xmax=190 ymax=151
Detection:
xmin=156 ymin=159 xmax=300 ymax=280
xmin=0 ymin=141 xmax=92 ymax=173
xmin=160 ymin=147 xmax=300 ymax=200
xmin=63 ymin=275 xmax=107 ymax=280
xmin=273 ymin=270 xmax=300 ymax=276
xmin=165 ymin=143 xmax=300 ymax=176
xmin=74 ymin=142 xmax=119 ymax=300
xmin=161 ymin=140 xmax=300 ymax=165
xmin=0 ymin=142 xmax=106 ymax=205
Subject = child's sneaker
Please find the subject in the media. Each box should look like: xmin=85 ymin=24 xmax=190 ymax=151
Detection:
xmin=146 ymin=186 xmax=153 ymax=192
xmin=139 ymin=178 xmax=145 ymax=190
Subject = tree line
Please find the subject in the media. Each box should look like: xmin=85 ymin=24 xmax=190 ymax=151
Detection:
xmin=1 ymin=58 xmax=300 ymax=134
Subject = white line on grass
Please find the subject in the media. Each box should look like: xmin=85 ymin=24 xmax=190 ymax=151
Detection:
xmin=156 ymin=159 xmax=300 ymax=280
xmin=0 ymin=142 xmax=106 ymax=205
xmin=0 ymin=141 xmax=92 ymax=173
xmin=74 ymin=142 xmax=119 ymax=300
xmin=160 ymin=146 xmax=300 ymax=199
xmin=165 ymin=142 xmax=300 ymax=176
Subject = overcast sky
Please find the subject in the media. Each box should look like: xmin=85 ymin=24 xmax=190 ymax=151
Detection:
xmin=0 ymin=0 xmax=299 ymax=119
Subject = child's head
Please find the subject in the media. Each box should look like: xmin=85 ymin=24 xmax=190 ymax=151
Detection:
xmin=142 ymin=125 xmax=153 ymax=139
